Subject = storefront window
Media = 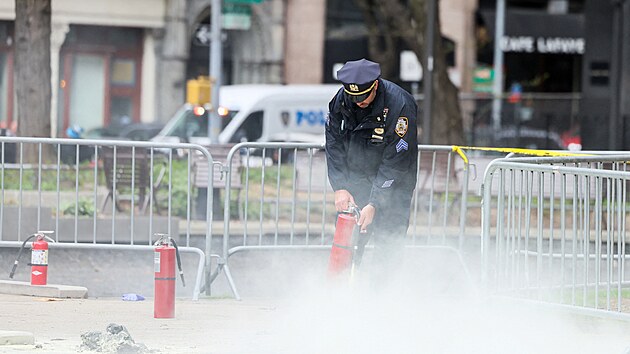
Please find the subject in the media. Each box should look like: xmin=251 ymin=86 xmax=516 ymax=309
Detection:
xmin=60 ymin=25 xmax=142 ymax=132
xmin=70 ymin=54 xmax=105 ymax=131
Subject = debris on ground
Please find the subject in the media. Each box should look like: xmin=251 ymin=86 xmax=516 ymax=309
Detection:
xmin=121 ymin=293 xmax=145 ymax=301
xmin=79 ymin=323 xmax=154 ymax=353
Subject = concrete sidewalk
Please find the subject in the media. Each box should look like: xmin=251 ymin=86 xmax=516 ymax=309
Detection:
xmin=3 ymin=290 xmax=630 ymax=354
xmin=0 ymin=294 xmax=280 ymax=353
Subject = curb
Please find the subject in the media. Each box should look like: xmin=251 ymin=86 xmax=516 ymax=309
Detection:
xmin=0 ymin=280 xmax=87 ymax=298
xmin=0 ymin=330 xmax=34 ymax=345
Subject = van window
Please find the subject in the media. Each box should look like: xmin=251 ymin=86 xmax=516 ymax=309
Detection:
xmin=230 ymin=111 xmax=263 ymax=143
xmin=167 ymin=111 xmax=207 ymax=140
xmin=162 ymin=107 xmax=238 ymax=141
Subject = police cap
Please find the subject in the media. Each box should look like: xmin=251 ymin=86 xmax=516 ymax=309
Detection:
xmin=337 ymin=59 xmax=381 ymax=103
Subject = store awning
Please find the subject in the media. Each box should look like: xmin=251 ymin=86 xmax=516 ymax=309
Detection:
xmin=479 ymin=9 xmax=584 ymax=54
xmin=479 ymin=9 xmax=584 ymax=38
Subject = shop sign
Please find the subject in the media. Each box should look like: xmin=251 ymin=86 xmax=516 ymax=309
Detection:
xmin=501 ymin=36 xmax=584 ymax=54
xmin=472 ymin=67 xmax=494 ymax=93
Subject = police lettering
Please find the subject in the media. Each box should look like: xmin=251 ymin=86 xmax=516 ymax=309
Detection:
xmin=296 ymin=110 xmax=326 ymax=126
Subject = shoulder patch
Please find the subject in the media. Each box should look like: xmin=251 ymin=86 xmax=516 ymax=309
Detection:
xmin=395 ymin=117 xmax=408 ymax=137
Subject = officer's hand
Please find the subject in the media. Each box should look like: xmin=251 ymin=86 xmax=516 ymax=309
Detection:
xmin=334 ymin=190 xmax=355 ymax=212
xmin=358 ymin=204 xmax=375 ymax=233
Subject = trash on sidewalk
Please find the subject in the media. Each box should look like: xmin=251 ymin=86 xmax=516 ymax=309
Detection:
xmin=121 ymin=293 xmax=145 ymax=301
xmin=80 ymin=323 xmax=151 ymax=353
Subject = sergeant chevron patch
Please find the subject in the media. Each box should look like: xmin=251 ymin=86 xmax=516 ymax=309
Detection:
xmin=396 ymin=139 xmax=408 ymax=152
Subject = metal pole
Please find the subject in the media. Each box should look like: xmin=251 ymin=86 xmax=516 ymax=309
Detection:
xmin=423 ymin=0 xmax=437 ymax=144
xmin=609 ymin=0 xmax=623 ymax=150
xmin=492 ymin=0 xmax=506 ymax=131
xmin=209 ymin=0 xmax=222 ymax=143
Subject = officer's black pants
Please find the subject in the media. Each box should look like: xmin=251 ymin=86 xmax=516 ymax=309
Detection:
xmin=348 ymin=185 xmax=413 ymax=273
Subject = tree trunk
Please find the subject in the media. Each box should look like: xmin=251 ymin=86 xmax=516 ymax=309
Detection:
xmin=353 ymin=0 xmax=464 ymax=145
xmin=14 ymin=0 xmax=52 ymax=161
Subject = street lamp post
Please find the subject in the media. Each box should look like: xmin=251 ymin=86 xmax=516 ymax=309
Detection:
xmin=492 ymin=0 xmax=506 ymax=131
xmin=208 ymin=0 xmax=222 ymax=143
xmin=423 ymin=0 xmax=437 ymax=144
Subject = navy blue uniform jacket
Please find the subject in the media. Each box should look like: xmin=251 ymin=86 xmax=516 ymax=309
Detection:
xmin=325 ymin=79 xmax=418 ymax=214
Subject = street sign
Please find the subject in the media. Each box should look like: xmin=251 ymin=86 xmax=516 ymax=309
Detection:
xmin=223 ymin=13 xmax=251 ymax=30
xmin=194 ymin=25 xmax=211 ymax=46
xmin=193 ymin=1 xmax=264 ymax=43
xmin=223 ymin=3 xmax=252 ymax=30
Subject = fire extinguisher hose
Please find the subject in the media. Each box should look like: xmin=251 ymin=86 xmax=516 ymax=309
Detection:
xmin=8 ymin=234 xmax=37 ymax=279
xmin=170 ymin=238 xmax=186 ymax=287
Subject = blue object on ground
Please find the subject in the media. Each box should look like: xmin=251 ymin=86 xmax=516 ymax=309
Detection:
xmin=121 ymin=293 xmax=145 ymax=301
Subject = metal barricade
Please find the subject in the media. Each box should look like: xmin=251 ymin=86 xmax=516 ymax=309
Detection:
xmin=481 ymin=154 xmax=630 ymax=317
xmin=0 ymin=136 xmax=234 ymax=300
xmin=215 ymin=142 xmax=471 ymax=299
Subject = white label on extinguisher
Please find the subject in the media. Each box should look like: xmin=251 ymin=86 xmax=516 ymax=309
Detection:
xmin=154 ymin=252 xmax=160 ymax=273
xmin=31 ymin=249 xmax=48 ymax=265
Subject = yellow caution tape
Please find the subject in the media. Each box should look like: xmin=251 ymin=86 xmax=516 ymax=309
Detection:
xmin=451 ymin=146 xmax=592 ymax=166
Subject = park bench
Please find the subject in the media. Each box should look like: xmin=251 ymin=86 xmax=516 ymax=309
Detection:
xmin=192 ymin=144 xmax=243 ymax=220
xmin=100 ymin=146 xmax=167 ymax=214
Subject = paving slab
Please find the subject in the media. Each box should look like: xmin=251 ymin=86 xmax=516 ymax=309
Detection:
xmin=0 ymin=280 xmax=87 ymax=298
xmin=0 ymin=330 xmax=34 ymax=345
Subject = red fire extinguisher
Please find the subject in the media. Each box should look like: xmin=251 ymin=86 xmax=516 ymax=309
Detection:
xmin=9 ymin=231 xmax=55 ymax=286
xmin=328 ymin=203 xmax=361 ymax=276
xmin=154 ymin=234 xmax=185 ymax=319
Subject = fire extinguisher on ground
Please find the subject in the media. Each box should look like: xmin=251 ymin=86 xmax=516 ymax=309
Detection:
xmin=9 ymin=231 xmax=55 ymax=286
xmin=328 ymin=203 xmax=363 ymax=276
xmin=154 ymin=234 xmax=185 ymax=319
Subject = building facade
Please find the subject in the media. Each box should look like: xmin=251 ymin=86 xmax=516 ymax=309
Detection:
xmin=0 ymin=0 xmax=477 ymax=138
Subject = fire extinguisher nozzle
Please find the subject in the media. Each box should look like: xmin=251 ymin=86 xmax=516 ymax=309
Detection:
xmin=179 ymin=272 xmax=186 ymax=287
xmin=9 ymin=261 xmax=18 ymax=279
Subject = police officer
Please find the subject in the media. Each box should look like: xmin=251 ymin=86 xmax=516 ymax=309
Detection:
xmin=325 ymin=58 xmax=418 ymax=267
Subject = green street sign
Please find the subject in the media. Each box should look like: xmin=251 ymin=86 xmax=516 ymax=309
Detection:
xmin=223 ymin=3 xmax=252 ymax=30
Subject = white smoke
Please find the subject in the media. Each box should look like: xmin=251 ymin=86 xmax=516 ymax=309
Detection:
xmin=238 ymin=248 xmax=630 ymax=354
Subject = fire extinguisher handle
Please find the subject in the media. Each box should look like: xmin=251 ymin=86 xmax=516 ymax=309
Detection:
xmin=343 ymin=202 xmax=361 ymax=223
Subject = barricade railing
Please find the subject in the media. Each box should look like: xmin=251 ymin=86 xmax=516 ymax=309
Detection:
xmin=0 ymin=136 xmax=238 ymax=300
xmin=216 ymin=142 xmax=471 ymax=299
xmin=481 ymin=154 xmax=630 ymax=317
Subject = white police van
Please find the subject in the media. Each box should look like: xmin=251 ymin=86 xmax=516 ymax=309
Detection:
xmin=152 ymin=84 xmax=341 ymax=145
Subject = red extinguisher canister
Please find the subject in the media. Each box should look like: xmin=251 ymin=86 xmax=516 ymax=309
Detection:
xmin=328 ymin=204 xmax=361 ymax=276
xmin=154 ymin=234 xmax=185 ymax=319
xmin=9 ymin=231 xmax=55 ymax=286
xmin=30 ymin=236 xmax=49 ymax=285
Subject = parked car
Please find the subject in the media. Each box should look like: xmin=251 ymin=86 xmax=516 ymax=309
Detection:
xmin=84 ymin=122 xmax=164 ymax=141
xmin=472 ymin=126 xmax=570 ymax=151
xmin=59 ymin=122 xmax=165 ymax=164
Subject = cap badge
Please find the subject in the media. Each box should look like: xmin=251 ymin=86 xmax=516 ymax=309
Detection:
xmin=349 ymin=84 xmax=359 ymax=92
xmin=395 ymin=117 xmax=408 ymax=137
